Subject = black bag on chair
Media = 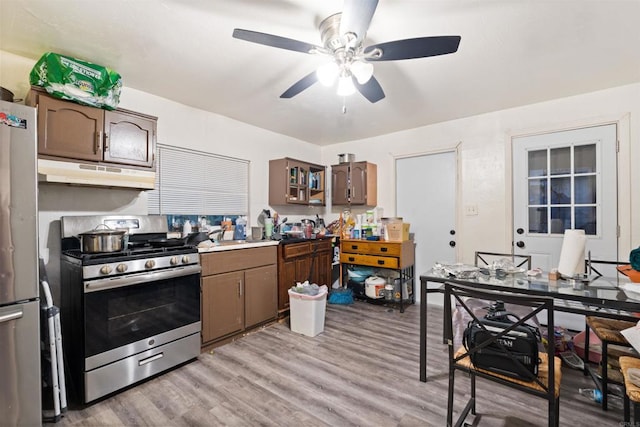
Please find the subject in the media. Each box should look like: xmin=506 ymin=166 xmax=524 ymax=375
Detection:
xmin=463 ymin=302 xmax=541 ymax=381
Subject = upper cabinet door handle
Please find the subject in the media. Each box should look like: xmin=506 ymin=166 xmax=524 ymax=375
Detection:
xmin=96 ymin=131 xmax=103 ymax=153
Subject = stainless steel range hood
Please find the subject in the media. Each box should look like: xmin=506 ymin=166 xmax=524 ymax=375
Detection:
xmin=38 ymin=158 xmax=155 ymax=190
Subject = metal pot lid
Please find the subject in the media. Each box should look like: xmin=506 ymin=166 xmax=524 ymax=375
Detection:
xmin=79 ymin=225 xmax=126 ymax=236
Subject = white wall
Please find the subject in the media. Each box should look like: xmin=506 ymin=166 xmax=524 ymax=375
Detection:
xmin=321 ymin=83 xmax=640 ymax=267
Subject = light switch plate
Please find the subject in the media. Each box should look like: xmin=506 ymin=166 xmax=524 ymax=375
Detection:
xmin=464 ymin=204 xmax=478 ymax=216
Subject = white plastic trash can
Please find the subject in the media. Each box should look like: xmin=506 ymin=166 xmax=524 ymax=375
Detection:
xmin=288 ymin=287 xmax=328 ymax=337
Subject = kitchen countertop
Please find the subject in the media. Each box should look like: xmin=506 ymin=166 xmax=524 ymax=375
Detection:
xmin=197 ymin=235 xmax=336 ymax=252
xmin=277 ymin=235 xmax=336 ymax=245
xmin=197 ymin=239 xmax=280 ymax=253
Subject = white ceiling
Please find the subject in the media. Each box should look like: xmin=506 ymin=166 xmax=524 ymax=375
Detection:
xmin=1 ymin=0 xmax=639 ymax=146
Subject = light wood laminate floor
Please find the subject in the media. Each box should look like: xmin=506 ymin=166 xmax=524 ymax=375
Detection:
xmin=50 ymin=301 xmax=625 ymax=426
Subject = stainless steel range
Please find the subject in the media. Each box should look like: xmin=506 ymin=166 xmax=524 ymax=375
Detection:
xmin=59 ymin=215 xmax=201 ymax=404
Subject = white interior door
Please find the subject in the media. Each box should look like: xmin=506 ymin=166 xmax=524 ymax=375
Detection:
xmin=513 ymin=124 xmax=618 ymax=330
xmin=513 ymin=124 xmax=618 ymax=270
xmin=397 ymin=151 xmax=457 ymax=303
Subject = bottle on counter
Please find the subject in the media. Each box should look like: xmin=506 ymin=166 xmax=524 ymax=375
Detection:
xmin=182 ymin=219 xmax=192 ymax=237
xmin=233 ymin=217 xmax=246 ymax=240
xmin=353 ymin=222 xmax=361 ymax=239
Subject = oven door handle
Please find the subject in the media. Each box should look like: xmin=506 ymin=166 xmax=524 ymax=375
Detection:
xmin=139 ymin=352 xmax=164 ymax=366
xmin=84 ymin=265 xmax=202 ymax=293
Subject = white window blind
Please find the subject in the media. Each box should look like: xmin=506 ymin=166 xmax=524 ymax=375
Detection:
xmin=148 ymin=144 xmax=249 ymax=215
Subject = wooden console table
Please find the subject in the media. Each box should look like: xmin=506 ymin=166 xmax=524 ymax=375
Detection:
xmin=340 ymin=239 xmax=415 ymax=312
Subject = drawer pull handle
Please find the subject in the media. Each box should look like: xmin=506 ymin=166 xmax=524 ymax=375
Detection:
xmin=139 ymin=352 xmax=164 ymax=366
xmin=351 ymin=245 xmax=358 ymax=250
xmin=377 ymin=260 xmax=385 ymax=265
xmin=380 ymin=248 xmax=388 ymax=252
xmin=348 ymin=256 xmax=355 ymax=262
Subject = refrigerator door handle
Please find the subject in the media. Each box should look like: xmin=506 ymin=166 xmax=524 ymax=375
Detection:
xmin=0 ymin=308 xmax=23 ymax=323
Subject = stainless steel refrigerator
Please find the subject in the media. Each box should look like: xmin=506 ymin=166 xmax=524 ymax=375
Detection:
xmin=0 ymin=100 xmax=41 ymax=426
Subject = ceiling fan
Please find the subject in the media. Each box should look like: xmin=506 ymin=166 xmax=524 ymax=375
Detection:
xmin=232 ymin=0 xmax=461 ymax=103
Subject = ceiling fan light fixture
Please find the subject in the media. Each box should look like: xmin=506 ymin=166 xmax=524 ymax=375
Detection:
xmin=350 ymin=60 xmax=374 ymax=84
xmin=336 ymin=73 xmax=356 ymax=97
xmin=316 ymin=61 xmax=340 ymax=87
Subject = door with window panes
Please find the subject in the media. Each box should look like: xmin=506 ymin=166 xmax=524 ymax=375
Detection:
xmin=512 ymin=124 xmax=618 ymax=272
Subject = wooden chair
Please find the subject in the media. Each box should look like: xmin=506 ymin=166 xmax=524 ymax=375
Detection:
xmin=474 ymin=251 xmax=532 ymax=270
xmin=583 ymin=259 xmax=635 ymax=411
xmin=619 ymin=356 xmax=640 ymax=423
xmin=444 ymin=282 xmax=561 ymax=426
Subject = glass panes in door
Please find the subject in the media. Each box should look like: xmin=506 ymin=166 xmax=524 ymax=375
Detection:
xmin=527 ymin=143 xmax=597 ymax=235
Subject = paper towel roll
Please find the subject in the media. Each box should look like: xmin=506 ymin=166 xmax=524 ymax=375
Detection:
xmin=557 ymin=229 xmax=586 ymax=277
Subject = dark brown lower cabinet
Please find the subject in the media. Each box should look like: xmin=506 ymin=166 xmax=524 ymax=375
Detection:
xmin=277 ymin=238 xmax=333 ymax=316
xmin=200 ymin=246 xmax=277 ymax=348
xmin=245 ymin=265 xmax=278 ymax=327
xmin=202 ymin=271 xmax=243 ymax=342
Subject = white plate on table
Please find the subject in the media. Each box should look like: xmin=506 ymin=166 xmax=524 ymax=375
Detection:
xmin=619 ymin=283 xmax=640 ymax=301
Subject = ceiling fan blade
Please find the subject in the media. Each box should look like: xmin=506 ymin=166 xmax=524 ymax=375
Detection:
xmin=233 ymin=29 xmax=321 ymax=54
xmin=280 ymin=71 xmax=318 ymax=99
xmin=354 ymin=75 xmax=385 ymax=103
xmin=364 ymin=36 xmax=461 ymax=61
xmin=340 ymin=0 xmax=379 ymax=44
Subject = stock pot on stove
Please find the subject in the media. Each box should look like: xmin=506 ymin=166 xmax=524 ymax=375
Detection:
xmin=78 ymin=225 xmax=127 ymax=253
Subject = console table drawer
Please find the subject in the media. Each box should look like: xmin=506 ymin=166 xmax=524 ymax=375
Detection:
xmin=340 ymin=253 xmax=399 ymax=269
xmin=341 ymin=241 xmax=402 ymax=256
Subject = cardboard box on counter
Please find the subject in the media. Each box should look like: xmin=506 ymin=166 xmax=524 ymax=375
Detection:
xmin=387 ymin=222 xmax=410 ymax=241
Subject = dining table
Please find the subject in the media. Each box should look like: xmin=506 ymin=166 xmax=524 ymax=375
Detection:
xmin=419 ymin=266 xmax=640 ymax=382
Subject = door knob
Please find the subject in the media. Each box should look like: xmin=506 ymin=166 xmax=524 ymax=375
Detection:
xmin=449 ymin=240 xmax=456 ymax=247
xmin=516 ymin=241 xmax=525 ymax=248
xmin=516 ymin=228 xmax=524 ymax=235
xmin=450 ymin=230 xmax=456 ymax=235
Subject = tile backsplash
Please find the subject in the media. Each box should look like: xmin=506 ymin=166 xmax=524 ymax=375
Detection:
xmin=167 ymin=215 xmax=240 ymax=233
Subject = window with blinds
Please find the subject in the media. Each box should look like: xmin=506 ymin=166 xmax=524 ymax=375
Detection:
xmin=148 ymin=144 xmax=249 ymax=216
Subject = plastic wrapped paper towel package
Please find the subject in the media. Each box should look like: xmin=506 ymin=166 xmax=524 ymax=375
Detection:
xmin=30 ymin=52 xmax=122 ymax=110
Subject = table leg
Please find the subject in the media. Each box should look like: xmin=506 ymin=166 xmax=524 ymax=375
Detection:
xmin=420 ymin=277 xmax=427 ymax=382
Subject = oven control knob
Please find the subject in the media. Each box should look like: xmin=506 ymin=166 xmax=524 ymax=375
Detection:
xmin=116 ymin=264 xmax=128 ymax=273
xmin=145 ymin=260 xmax=156 ymax=269
xmin=100 ymin=265 xmax=112 ymax=275
xmin=170 ymin=256 xmax=179 ymax=265
xmin=182 ymin=255 xmax=191 ymax=264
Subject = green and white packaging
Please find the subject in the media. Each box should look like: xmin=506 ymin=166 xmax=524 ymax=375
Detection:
xmin=29 ymin=52 xmax=122 ymax=110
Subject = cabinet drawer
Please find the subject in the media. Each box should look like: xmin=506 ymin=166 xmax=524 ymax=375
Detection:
xmin=282 ymin=242 xmax=311 ymax=259
xmin=311 ymin=239 xmax=332 ymax=253
xmin=340 ymin=253 xmax=399 ymax=269
xmin=341 ymin=241 xmax=402 ymax=257
xmin=201 ymin=247 xmax=277 ymax=276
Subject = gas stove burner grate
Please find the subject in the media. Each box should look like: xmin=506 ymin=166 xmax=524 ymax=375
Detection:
xmin=62 ymin=244 xmax=198 ymax=265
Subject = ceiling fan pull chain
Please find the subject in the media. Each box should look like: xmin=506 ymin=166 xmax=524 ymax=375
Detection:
xmin=342 ymin=99 xmax=347 ymax=114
